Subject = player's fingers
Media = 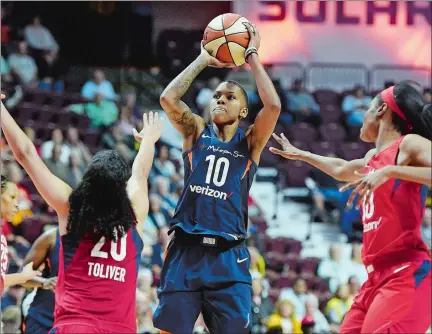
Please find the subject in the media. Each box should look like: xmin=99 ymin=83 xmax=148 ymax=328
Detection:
xmin=280 ymin=133 xmax=288 ymax=140
xmin=356 ymin=186 xmax=370 ymax=209
xmin=35 ymin=270 xmax=42 ymax=276
xmin=272 ymin=133 xmax=282 ymax=143
xmin=269 ymin=147 xmax=284 ymax=156
xmin=1 ymin=94 xmax=6 ymax=100
xmin=149 ymin=111 xmax=154 ymax=125
xmin=347 ymin=182 xmax=366 ymax=207
xmin=154 ymin=112 xmax=159 ymax=126
xmin=354 ymin=170 xmax=367 ymax=177
xmin=339 ymin=180 xmax=360 ymax=192
xmin=142 ymin=112 xmax=148 ymax=128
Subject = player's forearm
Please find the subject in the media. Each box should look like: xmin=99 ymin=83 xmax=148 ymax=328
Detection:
xmin=4 ymin=273 xmax=31 ymax=288
xmin=20 ymin=276 xmax=46 ymax=289
xmin=248 ymin=53 xmax=281 ymax=111
xmin=387 ymin=165 xmax=432 ymax=187
xmin=1 ymin=102 xmax=38 ymax=164
xmin=132 ymin=137 xmax=156 ymax=181
xmin=160 ymin=55 xmax=209 ymax=108
xmin=299 ymin=151 xmax=354 ymax=181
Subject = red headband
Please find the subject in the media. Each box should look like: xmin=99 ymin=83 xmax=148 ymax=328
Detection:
xmin=381 ymin=86 xmax=412 ymax=132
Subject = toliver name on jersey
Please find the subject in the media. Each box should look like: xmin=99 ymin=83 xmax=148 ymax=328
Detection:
xmin=87 ymin=262 xmax=126 ymax=282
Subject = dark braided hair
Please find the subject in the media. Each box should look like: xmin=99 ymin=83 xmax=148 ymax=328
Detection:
xmin=377 ymin=81 xmax=432 ymax=139
xmin=67 ymin=150 xmax=135 ymax=241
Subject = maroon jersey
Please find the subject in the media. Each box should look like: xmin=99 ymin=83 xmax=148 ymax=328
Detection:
xmin=361 ymin=136 xmax=430 ymax=267
xmin=53 ymin=226 xmax=143 ymax=333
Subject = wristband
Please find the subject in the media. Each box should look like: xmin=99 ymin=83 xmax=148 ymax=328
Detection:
xmin=245 ymin=47 xmax=258 ymax=63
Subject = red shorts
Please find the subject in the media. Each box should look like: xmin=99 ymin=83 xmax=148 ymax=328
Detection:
xmin=340 ymin=259 xmax=431 ymax=333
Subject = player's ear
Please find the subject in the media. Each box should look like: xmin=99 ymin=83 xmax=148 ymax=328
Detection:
xmin=377 ymin=103 xmax=388 ymax=118
xmin=239 ymin=107 xmax=248 ymax=120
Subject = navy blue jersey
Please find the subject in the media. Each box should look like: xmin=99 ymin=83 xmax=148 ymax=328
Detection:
xmin=170 ymin=125 xmax=257 ymax=240
xmin=25 ymin=229 xmax=60 ymax=331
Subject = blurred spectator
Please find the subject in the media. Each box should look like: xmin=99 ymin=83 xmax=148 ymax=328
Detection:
xmin=267 ymin=299 xmax=302 ymax=334
xmin=81 ymin=69 xmax=117 ymax=101
xmin=325 ymin=283 xmax=351 ymax=332
xmin=196 ymin=77 xmax=220 ymax=113
xmin=6 ymin=162 xmax=33 ymax=227
xmin=37 ymin=50 xmax=66 ymax=93
xmin=347 ymin=243 xmax=368 ymax=285
xmin=122 ymin=91 xmax=143 ymax=123
xmin=101 ymin=124 xmax=135 ymax=162
xmin=150 ymin=226 xmax=170 ymax=279
xmin=424 ymin=88 xmax=431 ymax=104
xmin=308 ymin=166 xmax=343 ymax=223
xmin=66 ymin=150 xmax=85 ymax=188
xmin=279 ymin=278 xmax=308 ymax=319
xmin=1 ymin=305 xmax=22 ymax=334
xmin=317 ymin=244 xmax=348 ymax=293
xmin=24 ymin=16 xmax=59 ymax=53
xmin=117 ymin=104 xmax=135 ymax=137
xmin=248 ymin=246 xmax=266 ymax=277
xmin=347 ymin=275 xmax=361 ymax=304
xmin=286 ymin=79 xmax=320 ymax=125
xmin=41 ymin=128 xmax=71 ymax=165
xmin=153 ymin=145 xmax=176 ymax=180
xmin=136 ymin=289 xmax=157 ymax=333
xmin=1 ymin=7 xmax=10 ymax=46
xmin=66 ymin=127 xmax=92 ymax=165
xmin=422 ymin=207 xmax=431 ymax=250
xmin=342 ymin=86 xmax=372 ymax=126
xmin=303 ymin=294 xmax=330 ymax=333
xmin=70 ymin=93 xmax=119 ymax=128
xmin=43 ymin=144 xmax=69 ymax=182
xmin=251 ymin=274 xmax=274 ymax=334
xmin=153 ymin=176 xmax=177 ymax=213
xmin=143 ymin=194 xmax=170 ymax=245
xmin=1 ymin=285 xmax=26 ymax=310
xmin=1 ymin=55 xmax=13 ymax=83
xmin=7 ymin=41 xmax=38 ymax=88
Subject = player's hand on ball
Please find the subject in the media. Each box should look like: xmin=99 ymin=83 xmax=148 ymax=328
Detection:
xmin=244 ymin=22 xmax=261 ymax=51
xmin=133 ymin=111 xmax=164 ymax=144
xmin=42 ymin=276 xmax=58 ymax=292
xmin=269 ymin=133 xmax=303 ymax=160
xmin=200 ymin=42 xmax=235 ymax=68
xmin=21 ymin=262 xmax=42 ymax=281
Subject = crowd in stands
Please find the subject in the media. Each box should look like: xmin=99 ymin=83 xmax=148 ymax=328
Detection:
xmin=1 ymin=7 xmax=432 ymax=334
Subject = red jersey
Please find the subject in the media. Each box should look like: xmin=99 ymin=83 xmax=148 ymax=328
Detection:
xmin=1 ymin=231 xmax=9 ymax=294
xmin=361 ymin=136 xmax=430 ymax=267
xmin=53 ymin=226 xmax=143 ymax=333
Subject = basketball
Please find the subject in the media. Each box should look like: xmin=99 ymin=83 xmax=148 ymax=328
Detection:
xmin=203 ymin=13 xmax=251 ymax=66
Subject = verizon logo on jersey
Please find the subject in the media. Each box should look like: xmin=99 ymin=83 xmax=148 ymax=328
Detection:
xmin=189 ymin=184 xmax=232 ymax=200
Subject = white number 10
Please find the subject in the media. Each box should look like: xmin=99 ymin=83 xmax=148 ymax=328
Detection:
xmin=91 ymin=235 xmax=127 ymax=262
xmin=205 ymin=155 xmax=230 ymax=187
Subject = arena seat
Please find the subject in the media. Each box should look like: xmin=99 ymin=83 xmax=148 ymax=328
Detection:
xmin=320 ymin=104 xmax=342 ymax=123
xmin=299 ymin=257 xmax=321 ymax=275
xmin=319 ymin=122 xmax=347 ymax=143
xmin=340 ymin=142 xmax=367 ymax=160
xmin=289 ymin=122 xmax=317 ymax=144
xmin=310 ymin=141 xmax=336 ymax=157
xmin=280 ymin=160 xmax=312 ymax=187
xmin=314 ymin=89 xmax=340 ymax=106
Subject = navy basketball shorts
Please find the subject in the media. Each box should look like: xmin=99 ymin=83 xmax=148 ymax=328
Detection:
xmin=153 ymin=237 xmax=252 ymax=334
xmin=23 ymin=316 xmax=52 ymax=334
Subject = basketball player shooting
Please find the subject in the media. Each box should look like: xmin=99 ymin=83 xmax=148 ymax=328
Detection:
xmin=270 ymin=82 xmax=431 ymax=333
xmin=1 ymin=94 xmax=164 ymax=333
xmin=152 ymin=23 xmax=281 ymax=333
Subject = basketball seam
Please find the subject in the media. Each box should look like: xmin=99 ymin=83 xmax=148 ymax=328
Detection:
xmin=222 ymin=14 xmax=235 ymax=65
xmin=224 ymin=15 xmax=243 ymax=30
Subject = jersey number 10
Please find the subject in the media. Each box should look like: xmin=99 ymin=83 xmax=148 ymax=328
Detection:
xmin=205 ymin=155 xmax=230 ymax=187
xmin=91 ymin=235 xmax=127 ymax=262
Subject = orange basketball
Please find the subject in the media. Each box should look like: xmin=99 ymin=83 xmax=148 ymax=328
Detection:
xmin=203 ymin=13 xmax=251 ymax=67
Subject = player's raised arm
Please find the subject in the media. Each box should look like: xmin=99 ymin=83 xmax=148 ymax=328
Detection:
xmin=127 ymin=112 xmax=164 ymax=232
xmin=20 ymin=228 xmax=57 ymax=291
xmin=244 ymin=24 xmax=281 ymax=162
xmin=160 ymin=45 xmax=233 ymax=149
xmin=0 ymin=96 xmax=72 ymax=224
xmin=270 ymin=133 xmax=373 ymax=182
